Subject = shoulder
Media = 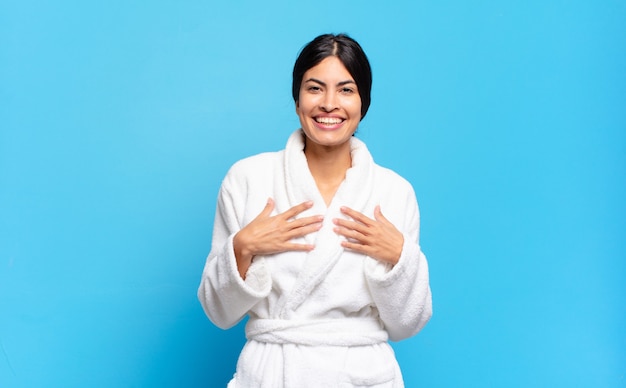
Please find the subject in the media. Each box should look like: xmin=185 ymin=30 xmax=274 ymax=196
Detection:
xmin=221 ymin=151 xmax=284 ymax=189
xmin=372 ymin=163 xmax=421 ymax=230
xmin=352 ymin=136 xmax=416 ymax=197
xmin=228 ymin=151 xmax=282 ymax=174
xmin=373 ymin=164 xmax=416 ymax=198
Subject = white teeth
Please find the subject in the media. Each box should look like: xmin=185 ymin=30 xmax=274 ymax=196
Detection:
xmin=315 ymin=117 xmax=343 ymax=124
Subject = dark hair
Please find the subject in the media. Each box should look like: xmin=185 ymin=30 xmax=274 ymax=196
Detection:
xmin=292 ymin=33 xmax=373 ymax=120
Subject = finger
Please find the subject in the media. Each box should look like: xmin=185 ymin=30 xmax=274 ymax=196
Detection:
xmin=259 ymin=198 xmax=275 ymax=218
xmin=340 ymin=206 xmax=374 ymax=225
xmin=288 ymin=215 xmax=324 ymax=230
xmin=333 ymin=218 xmax=369 ymax=235
xmin=340 ymin=240 xmax=372 ymax=256
xmin=373 ymin=205 xmax=391 ymax=225
xmin=282 ymin=242 xmax=316 ymax=252
xmin=283 ymin=201 xmax=314 ymax=220
xmin=286 ymin=221 xmax=324 ymax=239
xmin=334 ymin=224 xmax=367 ymax=241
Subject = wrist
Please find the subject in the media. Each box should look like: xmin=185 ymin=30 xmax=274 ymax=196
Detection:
xmin=233 ymin=232 xmax=253 ymax=264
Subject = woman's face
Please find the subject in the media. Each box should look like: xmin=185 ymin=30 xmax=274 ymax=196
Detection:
xmin=296 ymin=56 xmax=362 ymax=150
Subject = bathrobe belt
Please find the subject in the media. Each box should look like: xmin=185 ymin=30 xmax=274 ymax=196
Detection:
xmin=245 ymin=318 xmax=388 ymax=347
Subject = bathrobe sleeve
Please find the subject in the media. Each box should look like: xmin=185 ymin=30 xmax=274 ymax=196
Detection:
xmin=365 ymin=181 xmax=433 ymax=342
xmin=197 ymin=165 xmax=272 ymax=329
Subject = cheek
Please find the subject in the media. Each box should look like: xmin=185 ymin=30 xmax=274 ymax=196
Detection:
xmin=347 ymin=98 xmax=362 ymax=116
xmin=297 ymin=96 xmax=317 ymax=114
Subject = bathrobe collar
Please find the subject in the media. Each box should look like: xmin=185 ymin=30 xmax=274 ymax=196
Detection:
xmin=277 ymin=129 xmax=377 ymax=317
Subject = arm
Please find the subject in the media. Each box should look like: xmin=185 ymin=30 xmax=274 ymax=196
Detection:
xmin=198 ymin=168 xmax=324 ymax=329
xmin=364 ymin=190 xmax=432 ymax=341
xmin=197 ymin=175 xmax=272 ymax=329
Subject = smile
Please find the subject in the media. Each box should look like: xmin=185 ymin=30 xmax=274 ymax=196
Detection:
xmin=315 ymin=117 xmax=344 ymax=125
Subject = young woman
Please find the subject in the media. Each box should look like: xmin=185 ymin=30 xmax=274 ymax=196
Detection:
xmin=198 ymin=33 xmax=432 ymax=387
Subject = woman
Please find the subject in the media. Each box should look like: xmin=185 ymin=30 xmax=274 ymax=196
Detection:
xmin=198 ymin=33 xmax=432 ymax=387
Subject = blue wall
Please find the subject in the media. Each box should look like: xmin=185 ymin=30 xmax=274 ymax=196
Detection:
xmin=1 ymin=1 xmax=624 ymax=387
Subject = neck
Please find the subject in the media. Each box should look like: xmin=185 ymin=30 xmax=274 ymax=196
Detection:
xmin=304 ymin=139 xmax=352 ymax=206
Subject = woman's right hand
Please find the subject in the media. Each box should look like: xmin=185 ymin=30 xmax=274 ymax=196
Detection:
xmin=233 ymin=198 xmax=323 ymax=279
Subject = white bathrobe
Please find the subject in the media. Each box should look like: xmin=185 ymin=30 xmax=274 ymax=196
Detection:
xmin=198 ymin=130 xmax=432 ymax=387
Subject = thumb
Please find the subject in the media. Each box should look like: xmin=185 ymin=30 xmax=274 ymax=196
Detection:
xmin=374 ymin=205 xmax=388 ymax=223
xmin=261 ymin=197 xmax=275 ymax=216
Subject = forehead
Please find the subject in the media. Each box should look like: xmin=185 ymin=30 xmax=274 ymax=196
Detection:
xmin=304 ymin=56 xmax=353 ymax=81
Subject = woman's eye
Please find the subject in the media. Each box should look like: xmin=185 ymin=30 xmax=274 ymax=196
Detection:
xmin=341 ymin=87 xmax=355 ymax=94
xmin=307 ymin=86 xmax=321 ymax=92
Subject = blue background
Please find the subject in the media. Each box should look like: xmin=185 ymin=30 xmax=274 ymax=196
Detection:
xmin=1 ymin=1 xmax=624 ymax=387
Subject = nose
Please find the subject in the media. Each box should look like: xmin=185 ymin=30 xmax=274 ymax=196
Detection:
xmin=320 ymin=91 xmax=338 ymax=112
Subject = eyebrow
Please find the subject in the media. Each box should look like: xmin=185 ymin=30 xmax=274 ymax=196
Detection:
xmin=304 ymin=78 xmax=356 ymax=87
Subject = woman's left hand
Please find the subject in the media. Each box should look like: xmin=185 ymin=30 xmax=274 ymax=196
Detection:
xmin=333 ymin=205 xmax=404 ymax=265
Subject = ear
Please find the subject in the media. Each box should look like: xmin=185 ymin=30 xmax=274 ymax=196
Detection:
xmin=295 ymin=100 xmax=300 ymax=112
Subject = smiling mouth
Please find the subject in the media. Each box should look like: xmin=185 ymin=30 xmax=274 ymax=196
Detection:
xmin=315 ymin=117 xmax=344 ymax=125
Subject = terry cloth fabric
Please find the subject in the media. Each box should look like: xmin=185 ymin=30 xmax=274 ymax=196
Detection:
xmin=199 ymin=129 xmax=432 ymax=387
